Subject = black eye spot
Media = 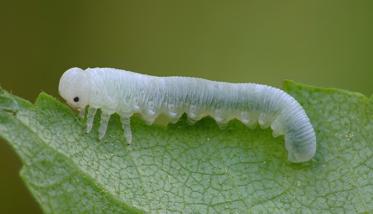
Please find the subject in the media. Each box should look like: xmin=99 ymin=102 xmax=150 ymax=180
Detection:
xmin=73 ymin=97 xmax=79 ymax=102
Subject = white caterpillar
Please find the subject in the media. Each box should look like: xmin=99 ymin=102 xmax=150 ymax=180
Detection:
xmin=58 ymin=67 xmax=316 ymax=163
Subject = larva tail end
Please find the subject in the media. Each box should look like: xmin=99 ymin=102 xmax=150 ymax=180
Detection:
xmin=287 ymin=150 xmax=315 ymax=163
xmin=285 ymin=136 xmax=316 ymax=163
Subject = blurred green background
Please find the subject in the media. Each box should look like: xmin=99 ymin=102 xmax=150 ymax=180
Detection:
xmin=0 ymin=0 xmax=372 ymax=213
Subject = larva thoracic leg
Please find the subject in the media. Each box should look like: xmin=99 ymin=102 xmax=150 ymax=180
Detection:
xmin=98 ymin=112 xmax=111 ymax=140
xmin=86 ymin=107 xmax=97 ymax=133
xmin=58 ymin=67 xmax=317 ymax=163
xmin=120 ymin=116 xmax=132 ymax=144
xmin=79 ymin=107 xmax=86 ymax=118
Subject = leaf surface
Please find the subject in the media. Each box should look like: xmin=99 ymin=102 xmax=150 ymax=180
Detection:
xmin=0 ymin=81 xmax=372 ymax=213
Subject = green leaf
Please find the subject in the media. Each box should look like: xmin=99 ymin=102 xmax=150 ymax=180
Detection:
xmin=0 ymin=81 xmax=372 ymax=213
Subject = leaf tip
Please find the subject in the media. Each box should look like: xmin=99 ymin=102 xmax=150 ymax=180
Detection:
xmin=35 ymin=91 xmax=69 ymax=110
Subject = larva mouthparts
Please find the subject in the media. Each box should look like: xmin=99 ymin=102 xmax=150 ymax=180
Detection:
xmin=58 ymin=67 xmax=316 ymax=163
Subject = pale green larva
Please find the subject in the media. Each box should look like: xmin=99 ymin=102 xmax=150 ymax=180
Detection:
xmin=58 ymin=67 xmax=316 ymax=163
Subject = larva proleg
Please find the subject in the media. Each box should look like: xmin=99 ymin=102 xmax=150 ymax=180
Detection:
xmin=59 ymin=67 xmax=316 ymax=163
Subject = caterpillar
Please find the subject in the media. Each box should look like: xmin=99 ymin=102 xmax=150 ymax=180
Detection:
xmin=58 ymin=67 xmax=316 ymax=163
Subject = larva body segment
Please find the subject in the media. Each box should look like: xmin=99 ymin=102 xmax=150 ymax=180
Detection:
xmin=59 ymin=67 xmax=316 ymax=163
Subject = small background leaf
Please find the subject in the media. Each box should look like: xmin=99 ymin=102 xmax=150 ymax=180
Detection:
xmin=0 ymin=81 xmax=372 ymax=213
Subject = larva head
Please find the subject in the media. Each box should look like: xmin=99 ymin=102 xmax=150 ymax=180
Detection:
xmin=59 ymin=67 xmax=90 ymax=110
